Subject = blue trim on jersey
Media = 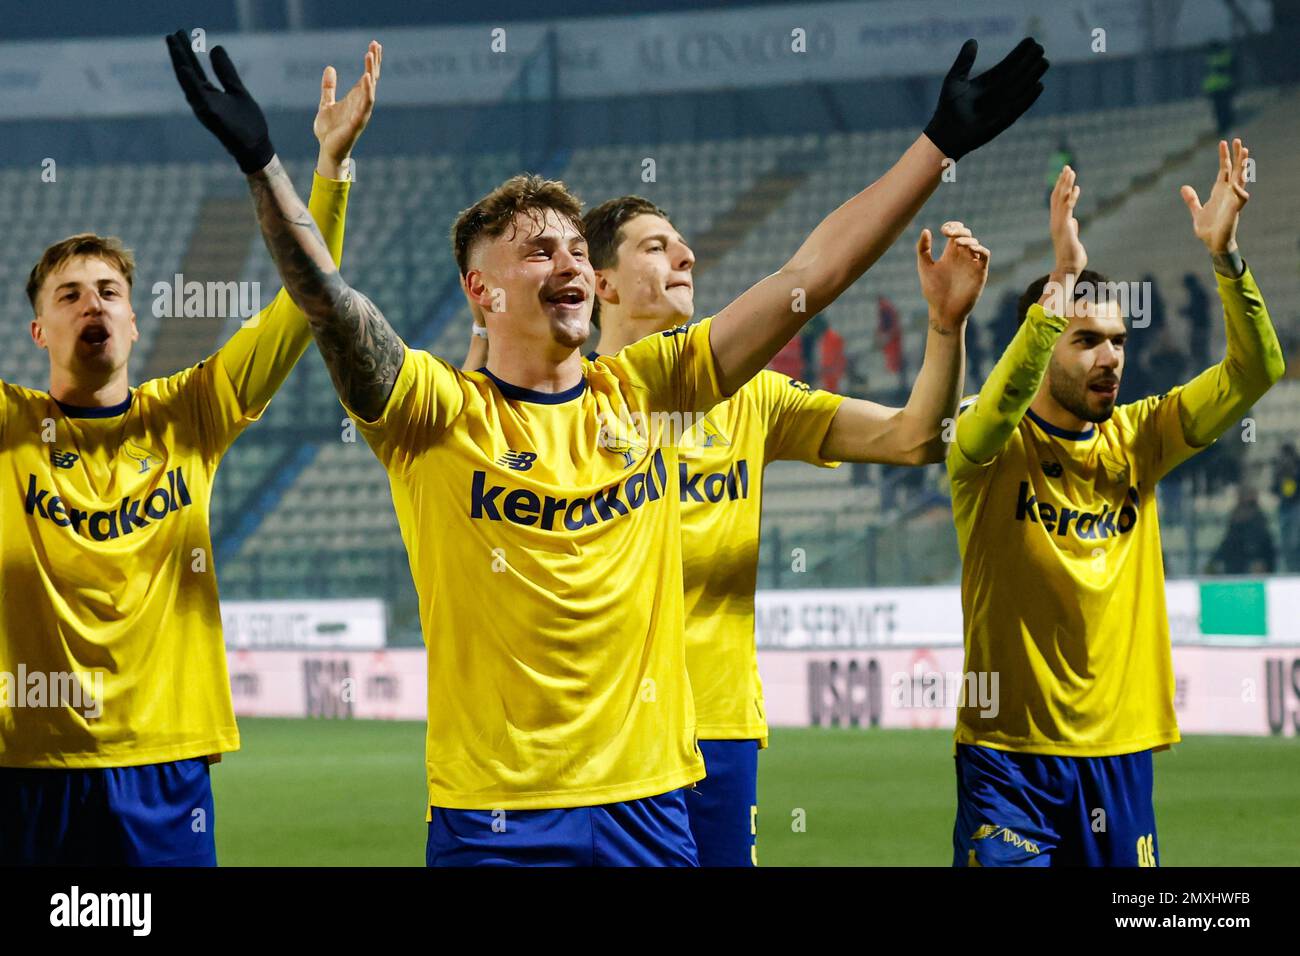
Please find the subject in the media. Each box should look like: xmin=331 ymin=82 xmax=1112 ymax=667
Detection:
xmin=478 ymin=367 xmax=587 ymax=405
xmin=687 ymin=739 xmax=759 ymax=867
xmin=585 ymin=350 xmax=601 ymax=361
xmin=953 ymin=744 xmax=1157 ymax=867
xmin=1025 ymin=407 xmax=1095 ymax=441
xmin=426 ymin=788 xmax=698 ymax=866
xmin=0 ymin=758 xmax=217 ymax=866
xmin=53 ymin=389 xmax=134 ymax=419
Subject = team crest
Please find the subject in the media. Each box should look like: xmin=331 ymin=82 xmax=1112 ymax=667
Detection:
xmin=698 ymin=413 xmax=730 ymax=449
xmin=1098 ymin=452 xmax=1129 ymax=486
xmin=122 ymin=441 xmax=161 ymax=474
xmin=597 ymin=416 xmax=647 ymax=468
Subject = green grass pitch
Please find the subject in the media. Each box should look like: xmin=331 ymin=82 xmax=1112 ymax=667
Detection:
xmin=212 ymin=719 xmax=1300 ymax=866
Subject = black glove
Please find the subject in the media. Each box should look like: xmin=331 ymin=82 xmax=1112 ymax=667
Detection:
xmin=923 ymin=37 xmax=1049 ymax=162
xmin=166 ymin=30 xmax=275 ymax=174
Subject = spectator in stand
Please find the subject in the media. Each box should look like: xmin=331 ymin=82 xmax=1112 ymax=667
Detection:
xmin=993 ymin=287 xmax=1020 ymax=351
xmin=1208 ymin=486 xmax=1276 ymax=575
xmin=818 ymin=323 xmax=847 ymax=393
xmin=1045 ymin=135 xmax=1076 ymax=208
xmin=1203 ymin=40 xmax=1237 ymax=136
xmin=768 ymin=334 xmax=805 ymax=381
xmin=1182 ymin=272 xmax=1211 ymax=372
xmin=876 ymin=294 xmax=905 ymax=389
xmin=1143 ymin=323 xmax=1187 ymax=398
xmin=1274 ymin=443 xmax=1300 ymax=572
xmin=965 ymin=315 xmax=986 ymax=382
xmin=801 ymin=313 xmax=828 ymax=383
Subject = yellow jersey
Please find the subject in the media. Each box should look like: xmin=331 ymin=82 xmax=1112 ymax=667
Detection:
xmin=0 ymin=172 xmax=350 ymax=768
xmin=346 ymin=320 xmax=727 ymax=810
xmin=948 ymin=268 xmax=1281 ymax=756
xmin=678 ymin=371 xmax=843 ymax=744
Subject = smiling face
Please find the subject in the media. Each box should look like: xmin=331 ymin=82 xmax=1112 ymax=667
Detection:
xmin=31 ymin=255 xmax=138 ymax=384
xmin=595 ymin=213 xmax=695 ymax=328
xmin=1044 ymin=298 xmax=1126 ymax=423
xmin=464 ymin=207 xmax=594 ymax=352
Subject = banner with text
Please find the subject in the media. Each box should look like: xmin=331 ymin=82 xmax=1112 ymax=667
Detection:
xmin=0 ymin=0 xmax=1269 ymax=119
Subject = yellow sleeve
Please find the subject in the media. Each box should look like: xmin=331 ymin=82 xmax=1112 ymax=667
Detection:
xmin=599 ymin=316 xmax=727 ymax=415
xmin=760 ymin=370 xmax=846 ymax=465
xmin=950 ymin=302 xmax=1067 ymax=476
xmin=1172 ymin=266 xmax=1285 ymax=451
xmin=195 ymin=171 xmax=352 ymax=454
xmin=1116 ymin=386 xmax=1200 ymax=483
xmin=341 ymin=348 xmax=467 ymax=475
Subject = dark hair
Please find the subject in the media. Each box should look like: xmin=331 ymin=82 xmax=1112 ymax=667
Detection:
xmin=450 ymin=174 xmax=585 ymax=278
xmin=581 ymin=195 xmax=671 ymax=328
xmin=28 ymin=233 xmax=135 ymax=312
xmin=1015 ymin=268 xmax=1112 ymax=334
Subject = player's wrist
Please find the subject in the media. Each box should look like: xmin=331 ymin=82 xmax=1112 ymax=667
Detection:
xmin=927 ymin=303 xmax=966 ymax=333
xmin=315 ymin=150 xmax=354 ymax=181
xmin=1211 ymin=244 xmax=1244 ymax=278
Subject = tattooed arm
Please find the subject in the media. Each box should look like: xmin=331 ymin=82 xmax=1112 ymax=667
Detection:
xmin=167 ymin=31 xmax=401 ymax=421
xmin=246 ymin=159 xmax=405 ymax=421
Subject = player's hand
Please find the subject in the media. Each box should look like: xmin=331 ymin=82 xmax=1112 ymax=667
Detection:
xmin=1049 ymin=164 xmax=1086 ymax=276
xmin=314 ymin=41 xmax=382 ymax=176
xmin=916 ymin=221 xmax=990 ymax=332
xmin=923 ymin=37 xmax=1048 ymax=162
xmin=167 ymin=30 xmax=273 ymax=174
xmin=1181 ymin=138 xmax=1250 ymax=255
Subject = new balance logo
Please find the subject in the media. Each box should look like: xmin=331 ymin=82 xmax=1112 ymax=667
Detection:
xmin=1014 ymin=481 xmax=1139 ymax=539
xmin=788 ymin=378 xmax=813 ymax=393
xmin=25 ymin=467 xmax=193 ymax=540
xmin=471 ymin=449 xmax=667 ymax=530
xmin=680 ymin=460 xmax=749 ymax=504
xmin=497 ymin=450 xmax=537 ymax=472
xmin=49 ymin=449 xmax=79 ymax=469
xmin=1041 ymin=461 xmax=1063 ymax=478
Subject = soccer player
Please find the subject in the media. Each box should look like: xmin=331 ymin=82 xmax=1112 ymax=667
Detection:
xmin=949 ymin=141 xmax=1284 ymax=866
xmin=173 ymin=33 xmax=1046 ymax=866
xmin=466 ymin=203 xmax=993 ymax=867
xmin=0 ymin=38 xmax=381 ymax=865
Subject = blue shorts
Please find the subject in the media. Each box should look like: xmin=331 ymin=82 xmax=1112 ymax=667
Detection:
xmin=953 ymin=743 xmax=1158 ymax=867
xmin=0 ymin=758 xmax=217 ymax=866
xmin=686 ymin=739 xmax=758 ymax=867
xmin=426 ymin=788 xmax=698 ymax=867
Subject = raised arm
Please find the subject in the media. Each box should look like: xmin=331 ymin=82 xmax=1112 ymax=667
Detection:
xmin=167 ymin=30 xmax=404 ymax=424
xmin=954 ymin=164 xmax=1081 ymax=465
xmin=709 ymin=38 xmax=1048 ymax=395
xmin=211 ymin=42 xmax=380 ymax=416
xmin=819 ymin=220 xmax=988 ymax=464
xmin=1172 ymin=138 xmax=1285 ymax=446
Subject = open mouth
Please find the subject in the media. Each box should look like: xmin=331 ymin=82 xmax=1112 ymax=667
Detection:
xmin=544 ymin=287 xmax=587 ymax=307
xmin=1089 ymin=380 xmax=1118 ymax=397
xmin=79 ymin=324 xmax=110 ymax=346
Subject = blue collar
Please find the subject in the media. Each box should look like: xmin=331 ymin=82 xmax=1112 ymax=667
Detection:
xmin=478 ymin=367 xmax=586 ymax=405
xmin=585 ymin=350 xmax=601 ymax=361
xmin=53 ymin=390 xmax=133 ymax=419
xmin=1026 ymin=407 xmax=1095 ymax=441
